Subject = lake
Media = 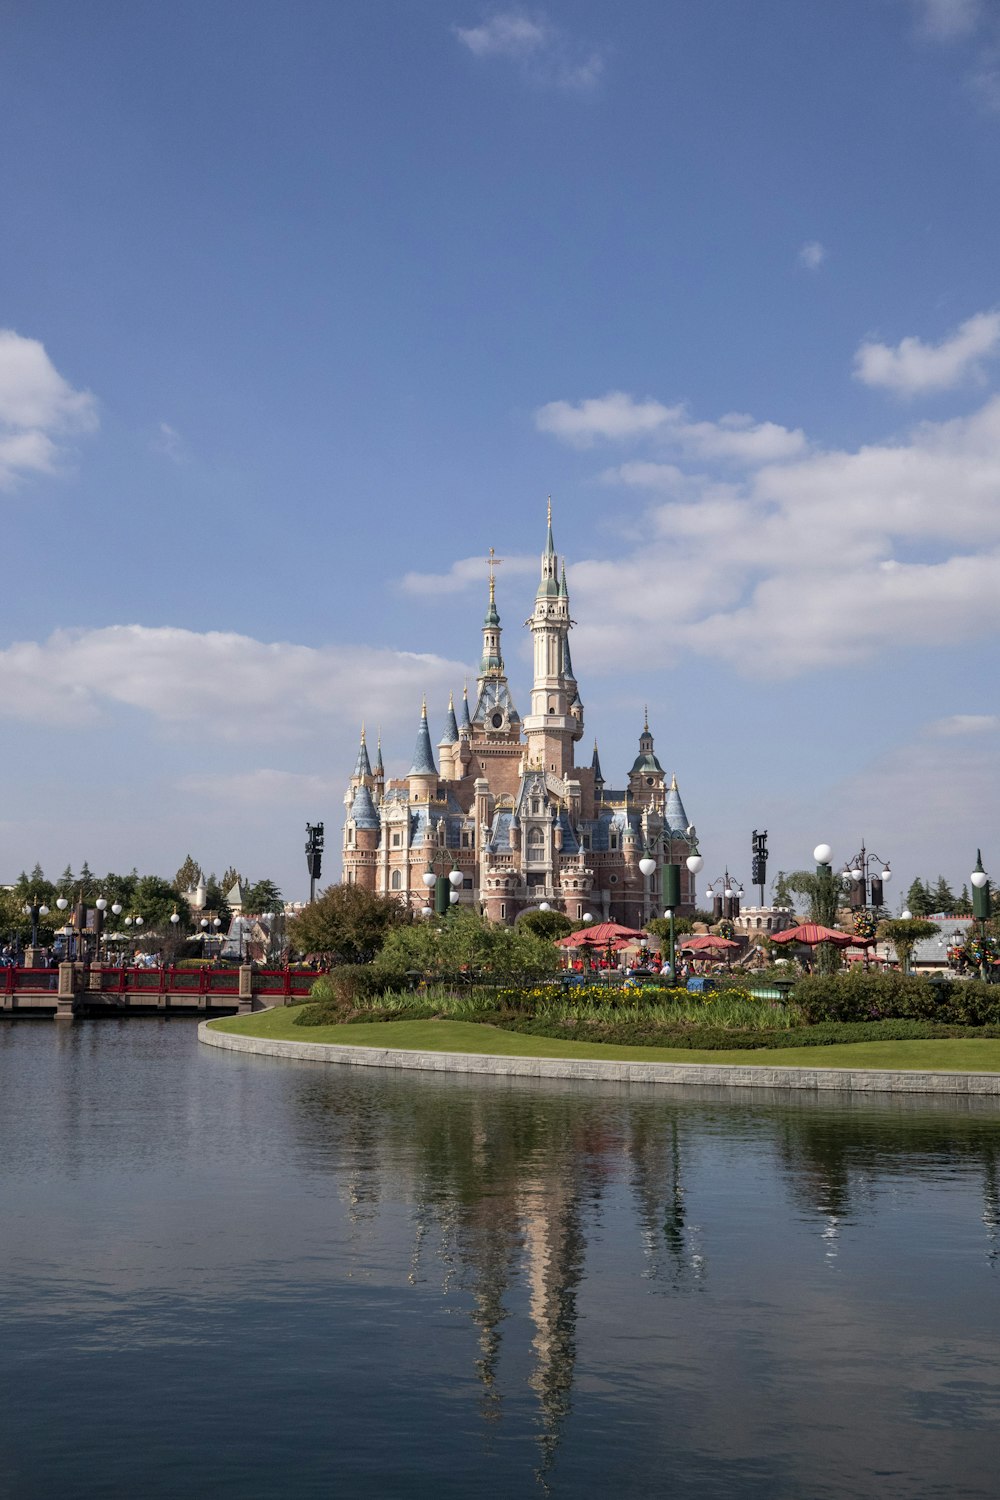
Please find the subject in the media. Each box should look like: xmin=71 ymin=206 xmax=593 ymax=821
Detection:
xmin=1 ymin=1020 xmax=997 ymax=1497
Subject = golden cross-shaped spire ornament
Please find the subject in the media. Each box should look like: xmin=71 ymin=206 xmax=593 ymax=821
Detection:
xmin=485 ymin=545 xmax=504 ymax=602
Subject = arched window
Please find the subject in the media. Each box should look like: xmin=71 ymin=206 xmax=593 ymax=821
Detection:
xmin=528 ymin=827 xmax=545 ymax=847
xmin=390 ymin=870 xmax=402 ymax=890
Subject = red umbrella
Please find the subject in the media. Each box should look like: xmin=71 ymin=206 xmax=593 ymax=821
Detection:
xmin=770 ymin=923 xmax=854 ymax=948
xmin=678 ymin=934 xmax=740 ymax=953
xmin=556 ymin=922 xmax=649 ymax=948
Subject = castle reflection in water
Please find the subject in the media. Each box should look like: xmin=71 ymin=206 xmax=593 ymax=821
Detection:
xmin=292 ymin=1073 xmax=1000 ymax=1479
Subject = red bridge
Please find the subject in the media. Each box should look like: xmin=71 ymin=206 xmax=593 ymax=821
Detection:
xmin=0 ymin=963 xmax=318 ymax=1018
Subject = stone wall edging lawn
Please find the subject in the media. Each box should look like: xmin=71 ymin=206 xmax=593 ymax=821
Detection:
xmin=198 ymin=1022 xmax=1000 ymax=1096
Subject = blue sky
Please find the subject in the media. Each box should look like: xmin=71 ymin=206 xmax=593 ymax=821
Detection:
xmin=2 ymin=0 xmax=999 ymax=903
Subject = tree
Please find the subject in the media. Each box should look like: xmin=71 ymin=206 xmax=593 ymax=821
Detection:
xmin=772 ymin=871 xmax=795 ymax=910
xmin=76 ymin=861 xmax=99 ymax=901
xmin=132 ymin=875 xmax=188 ymax=932
xmin=518 ymin=909 xmax=573 ymax=941
xmin=785 ymin=868 xmax=842 ymax=972
xmin=287 ymin=883 xmax=411 ymax=964
xmin=241 ymin=878 xmax=284 ymax=914
xmin=647 ymin=916 xmax=693 ymax=942
xmin=15 ymin=866 xmax=55 ymax=904
xmin=174 ymin=855 xmax=203 ymax=892
xmin=930 ymin=876 xmax=956 ymax=914
xmin=878 ymin=918 xmax=939 ymax=973
xmin=954 ymin=884 xmax=973 ymax=916
xmin=375 ymin=908 xmax=558 ymax=983
xmin=904 ymin=878 xmax=933 ymax=917
xmin=56 ymin=865 xmax=75 ymax=900
xmin=220 ymin=867 xmax=244 ymax=897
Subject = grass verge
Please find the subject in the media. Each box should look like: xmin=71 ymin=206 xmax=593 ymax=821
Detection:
xmin=208 ymin=1007 xmax=1000 ymax=1072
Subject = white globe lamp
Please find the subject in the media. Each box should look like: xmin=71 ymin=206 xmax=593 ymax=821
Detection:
xmin=686 ymin=854 xmax=704 ymax=875
xmin=813 ymin=844 xmax=832 ymax=865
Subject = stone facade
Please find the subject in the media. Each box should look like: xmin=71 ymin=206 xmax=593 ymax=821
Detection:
xmin=341 ymin=510 xmax=699 ymax=925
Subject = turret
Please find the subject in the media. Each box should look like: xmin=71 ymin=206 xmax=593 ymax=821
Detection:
xmin=408 ymin=698 xmax=438 ymax=802
xmin=629 ymin=709 xmax=666 ymax=810
xmin=438 ymin=692 xmax=460 ymax=779
xmin=523 ymin=500 xmax=578 ymax=777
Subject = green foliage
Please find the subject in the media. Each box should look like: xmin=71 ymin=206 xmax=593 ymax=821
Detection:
xmin=795 ymin=971 xmax=1000 ymax=1025
xmin=647 ymin=916 xmax=693 ymax=942
xmin=905 ymin=877 xmax=935 ymax=917
xmin=241 ymin=878 xmax=284 ymax=914
xmin=287 ymin=883 xmax=411 ymax=964
xmin=517 ymin=909 xmax=573 ymax=940
xmin=174 ymin=855 xmax=202 ymax=892
xmin=877 ymin=918 xmax=939 ymax=971
xmin=375 ymin=908 xmax=558 ymax=984
xmin=132 ymin=875 xmax=189 ymax=932
xmin=930 ymin=876 xmax=956 ymax=913
xmin=955 ymin=884 xmax=973 ymax=916
xmin=220 ymin=867 xmax=244 ymax=896
xmin=772 ymin=870 xmax=795 ymax=909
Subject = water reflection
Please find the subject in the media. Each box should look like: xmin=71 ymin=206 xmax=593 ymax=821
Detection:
xmin=2 ymin=1024 xmax=999 ymax=1498
xmin=289 ymin=1071 xmax=1000 ymax=1481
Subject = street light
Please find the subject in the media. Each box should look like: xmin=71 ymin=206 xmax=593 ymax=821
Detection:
xmin=22 ymin=899 xmax=50 ymax=956
xmin=705 ymin=872 xmax=744 ymax=922
xmin=840 ymin=844 xmax=892 ymax=911
xmin=970 ymin=850 xmax=992 ymax=980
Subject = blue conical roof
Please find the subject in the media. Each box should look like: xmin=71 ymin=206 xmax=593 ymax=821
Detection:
xmin=350 ymin=783 xmax=380 ymax=829
xmin=353 ymin=726 xmax=372 ymax=779
xmin=441 ymin=693 xmax=459 ymax=745
xmin=460 ymin=686 xmax=472 ymax=731
xmin=591 ymin=740 xmax=604 ymax=785
xmin=664 ymin=774 xmax=690 ymax=833
xmin=408 ymin=701 xmax=438 ymax=776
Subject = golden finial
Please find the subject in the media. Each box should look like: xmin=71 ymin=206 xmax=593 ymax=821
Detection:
xmin=671 ymin=772 xmax=677 ymax=789
xmin=485 ymin=546 xmax=503 ymax=602
xmin=643 ymin=704 xmax=649 ymax=731
xmin=421 ymin=695 xmax=427 ymax=717
xmin=547 ymin=495 xmax=552 ymax=527
xmin=448 ymin=690 xmax=454 ymax=709
xmin=360 ymin=720 xmax=366 ymax=742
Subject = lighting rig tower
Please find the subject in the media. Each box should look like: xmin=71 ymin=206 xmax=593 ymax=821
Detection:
xmin=751 ymin=830 xmax=767 ymax=907
xmin=305 ymin=823 xmax=324 ymax=904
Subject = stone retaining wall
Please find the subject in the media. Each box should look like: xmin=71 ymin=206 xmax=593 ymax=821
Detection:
xmin=198 ymin=1023 xmax=1000 ymax=1097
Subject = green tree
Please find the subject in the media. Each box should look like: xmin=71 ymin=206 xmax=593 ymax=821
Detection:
xmin=241 ymin=878 xmax=284 ymax=914
xmin=220 ymin=867 xmax=244 ymax=897
xmin=15 ymin=866 xmax=55 ymax=904
xmin=518 ymin=909 xmax=573 ymax=941
xmin=647 ymin=916 xmax=693 ymax=943
xmin=929 ymin=876 xmax=956 ymax=914
xmin=56 ymin=865 xmax=76 ymax=900
xmin=174 ymin=855 xmax=203 ymax=892
xmin=878 ymin=918 xmax=939 ymax=974
xmin=132 ymin=875 xmax=187 ymax=932
xmin=954 ymin=884 xmax=973 ymax=916
xmin=288 ymin=883 xmax=411 ymax=964
xmin=101 ymin=871 xmax=138 ymax=909
xmin=904 ymin=877 xmax=933 ymax=917
xmin=772 ymin=870 xmax=795 ymax=909
xmin=375 ymin=908 xmax=557 ymax=983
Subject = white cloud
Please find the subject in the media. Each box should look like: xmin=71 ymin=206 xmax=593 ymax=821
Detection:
xmin=798 ymin=240 xmax=826 ymax=270
xmin=0 ymin=329 xmax=98 ymax=488
xmin=536 ymin=390 xmax=806 ymax=463
xmin=532 ymin=381 xmax=1000 ymax=678
xmin=854 ymin=310 xmax=1000 ymax=395
xmin=926 ymin=713 xmax=1000 ymax=736
xmin=152 ymin=422 xmax=186 ymax=462
xmin=0 ymin=626 xmax=467 ymax=739
xmin=454 ymin=10 xmax=605 ymax=90
xmin=454 ymin=13 xmax=549 ymax=57
xmin=399 ymin=553 xmax=537 ymax=596
xmin=907 ymin=0 xmax=981 ymax=40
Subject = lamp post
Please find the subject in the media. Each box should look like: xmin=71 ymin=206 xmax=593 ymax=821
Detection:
xmin=840 ymin=844 xmax=892 ymax=913
xmin=422 ymin=856 xmax=463 ymax=918
xmin=200 ymin=914 xmax=222 ymax=957
xmin=22 ymin=899 xmax=50 ymax=965
xmin=704 ymin=872 xmax=745 ymax=923
xmin=971 ymin=850 xmax=991 ymax=981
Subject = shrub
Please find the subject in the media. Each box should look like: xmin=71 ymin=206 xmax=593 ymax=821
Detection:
xmin=795 ymin=971 xmax=1000 ymax=1025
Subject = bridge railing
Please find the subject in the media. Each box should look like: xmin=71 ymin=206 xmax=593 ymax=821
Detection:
xmin=3 ymin=966 xmax=59 ymax=994
xmin=2 ymin=964 xmax=316 ymax=1000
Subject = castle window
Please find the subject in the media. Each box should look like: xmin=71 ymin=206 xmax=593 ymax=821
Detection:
xmin=392 ymin=832 xmax=401 ymax=847
xmin=463 ymin=877 xmax=473 ymax=890
xmin=609 ymin=874 xmax=619 ymax=884
xmin=609 ymin=832 xmax=619 ymax=851
xmin=531 ymin=799 xmax=540 ymax=815
xmin=500 ymin=904 xmax=506 ymax=919
xmin=390 ymin=870 xmax=402 ymax=890
xmin=528 ymin=827 xmax=544 ymax=847
xmin=582 ymin=833 xmax=591 ymax=850
xmin=461 ymin=831 xmax=472 ymax=848
xmin=577 ymin=904 xmax=583 ymax=918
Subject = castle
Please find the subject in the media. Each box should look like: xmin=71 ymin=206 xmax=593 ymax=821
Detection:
xmin=341 ymin=508 xmax=699 ymax=925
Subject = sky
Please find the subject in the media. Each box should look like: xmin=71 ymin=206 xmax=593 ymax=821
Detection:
xmin=2 ymin=0 xmax=999 ymax=905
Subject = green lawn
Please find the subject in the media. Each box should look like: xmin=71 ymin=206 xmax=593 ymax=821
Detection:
xmin=209 ymin=1007 xmax=1000 ymax=1072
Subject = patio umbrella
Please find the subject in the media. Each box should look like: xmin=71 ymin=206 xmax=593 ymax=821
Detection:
xmin=770 ymin=923 xmax=854 ymax=948
xmin=678 ymin=934 xmax=740 ymax=953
